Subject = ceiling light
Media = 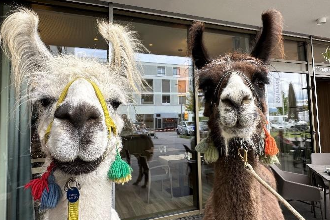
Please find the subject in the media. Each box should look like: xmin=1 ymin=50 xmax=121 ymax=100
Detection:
xmin=316 ymin=17 xmax=327 ymax=25
xmin=149 ymin=43 xmax=153 ymax=47
xmin=94 ymin=37 xmax=98 ymax=41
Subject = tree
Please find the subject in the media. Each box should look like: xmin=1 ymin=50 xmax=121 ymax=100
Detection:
xmin=287 ymin=83 xmax=298 ymax=120
xmin=185 ymin=89 xmax=202 ymax=112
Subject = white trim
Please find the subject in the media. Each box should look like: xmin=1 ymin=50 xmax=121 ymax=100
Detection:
xmin=0 ymin=51 xmax=10 ymax=220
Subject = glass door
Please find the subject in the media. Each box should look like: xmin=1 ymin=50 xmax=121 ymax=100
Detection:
xmin=114 ymin=10 xmax=198 ymax=219
xmin=267 ymin=72 xmax=312 ymax=174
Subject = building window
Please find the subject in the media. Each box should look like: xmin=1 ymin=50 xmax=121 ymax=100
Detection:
xmin=178 ymin=80 xmax=187 ymax=93
xmin=162 ymin=95 xmax=170 ymax=104
xmin=173 ymin=67 xmax=180 ymax=76
xmin=157 ymin=66 xmax=165 ymax=76
xmin=143 ymin=79 xmax=153 ymax=92
xmin=141 ymin=94 xmax=154 ymax=104
xmin=162 ymin=79 xmax=170 ymax=93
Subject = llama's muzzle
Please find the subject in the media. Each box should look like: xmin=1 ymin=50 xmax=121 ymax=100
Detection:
xmin=44 ymin=78 xmax=118 ymax=174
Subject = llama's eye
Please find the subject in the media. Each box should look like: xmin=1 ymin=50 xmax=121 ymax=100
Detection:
xmin=110 ymin=100 xmax=122 ymax=110
xmin=254 ymin=80 xmax=265 ymax=90
xmin=39 ymin=97 xmax=55 ymax=108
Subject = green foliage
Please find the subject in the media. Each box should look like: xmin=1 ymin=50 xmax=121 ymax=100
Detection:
xmin=185 ymin=89 xmax=202 ymax=112
xmin=322 ymin=47 xmax=330 ymax=63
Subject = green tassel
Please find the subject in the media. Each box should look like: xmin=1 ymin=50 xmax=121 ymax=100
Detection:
xmin=108 ymin=151 xmax=132 ymax=184
xmin=259 ymin=155 xmax=280 ymax=165
xmin=204 ymin=144 xmax=219 ymax=164
xmin=196 ymin=138 xmax=210 ymax=153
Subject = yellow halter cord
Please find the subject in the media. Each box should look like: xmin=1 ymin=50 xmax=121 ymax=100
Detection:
xmin=44 ymin=78 xmax=117 ymax=142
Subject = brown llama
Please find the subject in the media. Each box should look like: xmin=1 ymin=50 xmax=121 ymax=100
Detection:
xmin=188 ymin=10 xmax=285 ymax=220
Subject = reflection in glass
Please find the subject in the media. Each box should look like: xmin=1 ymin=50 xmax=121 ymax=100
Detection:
xmin=114 ymin=13 xmax=197 ymax=219
xmin=117 ymin=52 xmax=196 ymax=219
xmin=267 ymin=72 xmax=311 ymax=174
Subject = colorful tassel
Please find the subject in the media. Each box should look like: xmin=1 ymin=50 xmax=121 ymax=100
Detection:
xmin=25 ymin=162 xmax=61 ymax=209
xmin=40 ymin=173 xmax=62 ymax=209
xmin=196 ymin=137 xmax=210 ymax=153
xmin=108 ymin=151 xmax=132 ymax=184
xmin=204 ymin=144 xmax=219 ymax=164
xmin=260 ymin=155 xmax=280 ymax=165
xmin=25 ymin=162 xmax=55 ymax=201
xmin=263 ymin=127 xmax=279 ymax=156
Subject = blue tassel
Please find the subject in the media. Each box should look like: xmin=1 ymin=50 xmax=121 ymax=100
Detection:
xmin=40 ymin=173 xmax=61 ymax=210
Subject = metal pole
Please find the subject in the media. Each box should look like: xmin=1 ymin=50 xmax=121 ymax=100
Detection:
xmin=310 ymin=36 xmax=322 ymax=153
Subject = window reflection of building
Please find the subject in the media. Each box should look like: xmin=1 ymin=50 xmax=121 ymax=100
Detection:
xmin=120 ymin=54 xmax=192 ymax=130
xmin=114 ymin=14 xmax=198 ymax=220
xmin=267 ymin=72 xmax=311 ymax=174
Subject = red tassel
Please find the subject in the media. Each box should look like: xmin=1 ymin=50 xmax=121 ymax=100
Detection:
xmin=264 ymin=127 xmax=279 ymax=156
xmin=25 ymin=162 xmax=55 ymax=201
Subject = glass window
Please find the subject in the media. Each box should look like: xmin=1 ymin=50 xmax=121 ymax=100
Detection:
xmin=178 ymin=80 xmax=187 ymax=93
xmin=162 ymin=80 xmax=170 ymax=93
xmin=162 ymin=95 xmax=170 ymax=104
xmin=203 ymin=28 xmax=251 ymax=58
xmin=115 ymin=10 xmax=197 ymax=219
xmin=271 ymin=40 xmax=305 ymax=61
xmin=1 ymin=3 xmax=109 ymax=220
xmin=310 ymin=41 xmax=330 ymax=64
xmin=141 ymin=94 xmax=154 ymax=104
xmin=267 ymin=72 xmax=312 ymax=174
xmin=143 ymin=79 xmax=153 ymax=92
xmin=157 ymin=66 xmax=165 ymax=76
xmin=173 ymin=67 xmax=180 ymax=76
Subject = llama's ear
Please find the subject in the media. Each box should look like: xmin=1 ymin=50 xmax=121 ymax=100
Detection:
xmin=250 ymin=10 xmax=284 ymax=62
xmin=0 ymin=8 xmax=52 ymax=94
xmin=98 ymin=21 xmax=145 ymax=92
xmin=188 ymin=21 xmax=210 ymax=69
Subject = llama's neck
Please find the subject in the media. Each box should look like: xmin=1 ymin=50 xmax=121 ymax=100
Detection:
xmin=211 ymin=151 xmax=262 ymax=220
xmin=44 ymin=156 xmax=119 ymax=220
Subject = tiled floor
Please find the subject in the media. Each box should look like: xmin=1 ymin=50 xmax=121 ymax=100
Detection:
xmin=176 ymin=195 xmax=327 ymax=220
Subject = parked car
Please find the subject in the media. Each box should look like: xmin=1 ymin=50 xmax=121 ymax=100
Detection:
xmin=293 ymin=120 xmax=309 ymax=131
xmin=177 ymin=121 xmax=195 ymax=136
xmin=270 ymin=121 xmax=295 ymax=131
xmin=199 ymin=120 xmax=209 ymax=138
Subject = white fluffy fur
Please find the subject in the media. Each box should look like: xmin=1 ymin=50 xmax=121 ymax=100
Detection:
xmin=0 ymin=8 xmax=144 ymax=220
xmin=46 ymin=79 xmax=109 ymax=162
xmin=219 ymin=73 xmax=259 ymax=140
xmin=44 ymin=137 xmax=120 ymax=220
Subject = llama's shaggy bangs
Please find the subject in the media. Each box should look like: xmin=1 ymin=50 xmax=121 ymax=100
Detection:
xmin=28 ymin=55 xmax=131 ymax=103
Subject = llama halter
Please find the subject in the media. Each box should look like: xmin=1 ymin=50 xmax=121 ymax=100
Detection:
xmin=25 ymin=78 xmax=132 ymax=211
xmin=213 ymin=71 xmax=263 ymax=111
xmin=44 ymin=78 xmax=117 ymax=142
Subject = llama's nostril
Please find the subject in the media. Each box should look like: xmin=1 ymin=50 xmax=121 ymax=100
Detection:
xmin=87 ymin=111 xmax=100 ymax=121
xmin=54 ymin=102 xmax=101 ymax=128
xmin=54 ymin=104 xmax=72 ymax=121
xmin=221 ymin=98 xmax=240 ymax=109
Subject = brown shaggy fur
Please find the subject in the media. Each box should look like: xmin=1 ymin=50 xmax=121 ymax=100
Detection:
xmin=189 ymin=10 xmax=285 ymax=220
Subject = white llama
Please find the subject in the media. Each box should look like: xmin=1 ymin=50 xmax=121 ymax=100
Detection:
xmin=1 ymin=8 xmax=144 ymax=220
